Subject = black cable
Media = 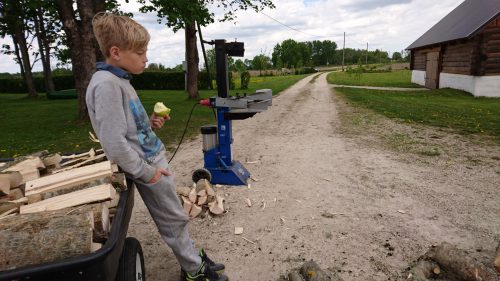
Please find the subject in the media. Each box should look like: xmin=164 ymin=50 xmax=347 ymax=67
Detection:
xmin=168 ymin=102 xmax=199 ymax=164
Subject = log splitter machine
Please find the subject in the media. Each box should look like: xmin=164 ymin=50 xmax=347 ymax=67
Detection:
xmin=192 ymin=39 xmax=272 ymax=186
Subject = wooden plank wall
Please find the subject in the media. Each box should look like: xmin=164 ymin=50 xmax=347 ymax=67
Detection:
xmin=478 ymin=16 xmax=500 ymax=75
xmin=412 ymin=49 xmax=427 ymax=71
xmin=441 ymin=40 xmax=474 ymax=75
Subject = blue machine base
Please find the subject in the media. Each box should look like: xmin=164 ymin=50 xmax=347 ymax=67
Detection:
xmin=206 ymin=160 xmax=250 ymax=186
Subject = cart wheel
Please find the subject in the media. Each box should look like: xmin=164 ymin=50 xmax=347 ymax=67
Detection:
xmin=192 ymin=168 xmax=211 ymax=183
xmin=116 ymin=237 xmax=145 ymax=281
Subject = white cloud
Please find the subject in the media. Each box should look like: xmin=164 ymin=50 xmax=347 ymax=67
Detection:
xmin=0 ymin=0 xmax=463 ymax=73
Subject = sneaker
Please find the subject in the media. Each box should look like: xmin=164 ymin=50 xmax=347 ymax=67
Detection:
xmin=180 ymin=261 xmax=228 ymax=281
xmin=199 ymin=248 xmax=225 ymax=273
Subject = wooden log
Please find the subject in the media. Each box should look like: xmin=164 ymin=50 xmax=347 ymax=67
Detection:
xmin=181 ymin=196 xmax=192 ymax=215
xmin=0 ymin=202 xmax=23 ymax=214
xmin=24 ymin=161 xmax=117 ymax=196
xmin=208 ymin=195 xmax=224 ymax=215
xmin=0 ymin=210 xmax=94 ymax=271
xmin=39 ymin=176 xmax=116 ymax=201
xmin=4 ymin=189 xmax=22 ymax=201
xmin=0 ymin=172 xmax=23 ymax=189
xmin=78 ymin=203 xmax=110 ymax=243
xmin=0 ymin=178 xmax=9 ymax=196
xmin=188 ymin=187 xmax=197 ymax=204
xmin=197 ymin=195 xmax=208 ymax=206
xmin=20 ymin=184 xmax=116 ymax=214
xmin=55 ymin=154 xmax=106 ymax=173
xmin=176 ymin=186 xmax=191 ymax=197
xmin=189 ymin=204 xmax=202 ymax=218
xmin=42 ymin=153 xmax=62 ymax=168
xmin=196 ymin=179 xmax=210 ymax=192
xmin=4 ymin=157 xmax=45 ymax=183
xmin=430 ymin=242 xmax=498 ymax=281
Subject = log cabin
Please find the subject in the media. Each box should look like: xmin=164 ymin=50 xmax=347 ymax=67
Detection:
xmin=407 ymin=0 xmax=500 ymax=97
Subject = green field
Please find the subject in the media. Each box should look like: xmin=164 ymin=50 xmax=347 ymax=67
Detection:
xmin=327 ymin=70 xmax=421 ymax=88
xmin=334 ymin=87 xmax=500 ymax=140
xmin=0 ymin=74 xmax=307 ymax=158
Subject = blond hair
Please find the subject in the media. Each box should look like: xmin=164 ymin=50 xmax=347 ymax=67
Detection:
xmin=92 ymin=13 xmax=150 ymax=57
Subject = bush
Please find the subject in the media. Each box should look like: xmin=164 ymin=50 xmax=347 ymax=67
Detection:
xmin=228 ymin=72 xmax=235 ymax=90
xmin=240 ymin=71 xmax=250 ymax=89
xmin=296 ymin=67 xmax=317 ymax=75
xmin=0 ymin=71 xmax=211 ymax=93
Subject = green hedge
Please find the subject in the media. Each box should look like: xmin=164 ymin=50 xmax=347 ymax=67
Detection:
xmin=0 ymin=71 xmax=210 ymax=93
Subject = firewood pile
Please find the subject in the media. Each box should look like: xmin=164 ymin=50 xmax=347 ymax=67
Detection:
xmin=0 ymin=149 xmax=126 ymax=271
xmin=176 ymin=179 xmax=225 ymax=219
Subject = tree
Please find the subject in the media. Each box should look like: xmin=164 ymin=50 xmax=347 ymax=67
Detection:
xmin=32 ymin=1 xmax=61 ymax=94
xmin=391 ymin=51 xmax=402 ymax=61
xmin=0 ymin=1 xmax=38 ymax=98
xmin=233 ymin=59 xmax=247 ymax=73
xmin=55 ymin=0 xmax=120 ymax=120
xmin=137 ymin=0 xmax=275 ymax=99
xmin=251 ymin=54 xmax=271 ymax=74
xmin=272 ymin=39 xmax=308 ymax=69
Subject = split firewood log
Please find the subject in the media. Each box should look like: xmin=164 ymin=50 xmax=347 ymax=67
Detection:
xmin=189 ymin=204 xmax=202 ymax=218
xmin=41 ymin=153 xmax=62 ymax=168
xmin=196 ymin=179 xmax=210 ymax=192
xmin=20 ymin=184 xmax=117 ymax=214
xmin=79 ymin=203 xmax=111 ymax=243
xmin=9 ymin=188 xmax=24 ymax=200
xmin=0 ymin=178 xmax=9 ymax=196
xmin=24 ymin=161 xmax=118 ymax=197
xmin=181 ymin=196 xmax=193 ymax=215
xmin=0 ymin=172 xmax=23 ymax=189
xmin=188 ymin=188 xmax=197 ymax=204
xmin=0 ymin=209 xmax=94 ymax=271
xmin=197 ymin=195 xmax=208 ymax=206
xmin=4 ymin=157 xmax=45 ymax=183
xmin=176 ymin=186 xmax=191 ymax=197
xmin=208 ymin=195 xmax=224 ymax=215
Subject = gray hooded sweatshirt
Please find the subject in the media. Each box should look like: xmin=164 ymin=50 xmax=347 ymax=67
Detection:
xmin=86 ymin=63 xmax=164 ymax=182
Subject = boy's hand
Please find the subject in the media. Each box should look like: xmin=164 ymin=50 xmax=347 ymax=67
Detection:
xmin=148 ymin=168 xmax=172 ymax=184
xmin=150 ymin=112 xmax=170 ymax=129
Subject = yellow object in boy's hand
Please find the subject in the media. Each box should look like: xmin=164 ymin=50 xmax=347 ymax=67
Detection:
xmin=154 ymin=102 xmax=171 ymax=117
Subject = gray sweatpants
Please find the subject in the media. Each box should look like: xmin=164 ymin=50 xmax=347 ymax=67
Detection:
xmin=134 ymin=155 xmax=202 ymax=272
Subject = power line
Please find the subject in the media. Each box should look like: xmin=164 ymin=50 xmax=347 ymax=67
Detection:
xmin=260 ymin=11 xmax=344 ymax=39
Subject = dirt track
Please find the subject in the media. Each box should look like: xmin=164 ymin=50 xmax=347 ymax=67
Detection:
xmin=128 ymin=73 xmax=500 ymax=281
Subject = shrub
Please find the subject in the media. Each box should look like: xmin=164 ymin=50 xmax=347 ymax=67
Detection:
xmin=0 ymin=71 xmax=211 ymax=93
xmin=240 ymin=71 xmax=250 ymax=89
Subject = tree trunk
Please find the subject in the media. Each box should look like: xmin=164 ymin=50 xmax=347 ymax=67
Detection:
xmin=35 ymin=9 xmax=55 ymax=94
xmin=56 ymin=0 xmax=101 ymax=120
xmin=13 ymin=30 xmax=37 ymax=98
xmin=12 ymin=37 xmax=25 ymax=79
xmin=185 ymin=21 xmax=199 ymax=99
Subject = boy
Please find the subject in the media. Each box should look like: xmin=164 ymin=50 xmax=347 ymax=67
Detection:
xmin=86 ymin=13 xmax=228 ymax=281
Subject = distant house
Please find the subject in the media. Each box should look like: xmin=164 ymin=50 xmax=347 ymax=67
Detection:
xmin=406 ymin=0 xmax=500 ymax=97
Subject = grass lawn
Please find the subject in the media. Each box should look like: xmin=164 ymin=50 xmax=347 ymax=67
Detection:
xmin=334 ymin=87 xmax=500 ymax=140
xmin=0 ymin=74 xmax=308 ymax=158
xmin=327 ymin=70 xmax=421 ymax=88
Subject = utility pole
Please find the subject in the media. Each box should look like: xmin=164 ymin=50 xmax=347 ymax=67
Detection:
xmin=342 ymin=32 xmax=345 ymax=71
xmin=365 ymin=42 xmax=368 ymax=65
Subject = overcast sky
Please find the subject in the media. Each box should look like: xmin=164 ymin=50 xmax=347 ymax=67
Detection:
xmin=0 ymin=0 xmax=464 ymax=73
